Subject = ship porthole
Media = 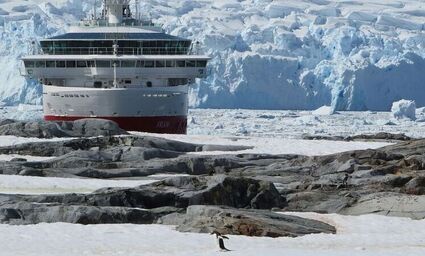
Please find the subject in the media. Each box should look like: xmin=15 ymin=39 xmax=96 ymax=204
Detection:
xmin=146 ymin=81 xmax=152 ymax=88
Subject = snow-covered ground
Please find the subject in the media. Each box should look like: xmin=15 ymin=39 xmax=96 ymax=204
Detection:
xmin=0 ymin=154 xmax=54 ymax=162
xmin=1 ymin=0 xmax=425 ymax=111
xmin=133 ymin=133 xmax=390 ymax=156
xmin=0 ymin=213 xmax=424 ymax=256
xmin=0 ymin=175 xmax=156 ymax=194
xmin=0 ymin=135 xmax=71 ymax=147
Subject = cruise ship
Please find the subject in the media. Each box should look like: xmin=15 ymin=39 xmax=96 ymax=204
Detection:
xmin=22 ymin=0 xmax=210 ymax=134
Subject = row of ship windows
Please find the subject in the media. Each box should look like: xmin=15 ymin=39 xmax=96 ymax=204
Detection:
xmin=25 ymin=60 xmax=207 ymax=69
xmin=50 ymin=93 xmax=181 ymax=98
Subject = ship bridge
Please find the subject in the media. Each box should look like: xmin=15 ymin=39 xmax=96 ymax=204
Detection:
xmin=40 ymin=31 xmax=192 ymax=55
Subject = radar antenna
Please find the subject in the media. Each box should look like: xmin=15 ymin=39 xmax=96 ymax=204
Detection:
xmin=135 ymin=0 xmax=139 ymax=20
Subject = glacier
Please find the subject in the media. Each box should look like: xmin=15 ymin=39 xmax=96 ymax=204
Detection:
xmin=0 ymin=0 xmax=424 ymax=111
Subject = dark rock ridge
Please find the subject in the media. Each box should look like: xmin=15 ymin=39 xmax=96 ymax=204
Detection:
xmin=1 ymin=175 xmax=285 ymax=211
xmin=303 ymin=132 xmax=412 ymax=142
xmin=159 ymin=205 xmax=336 ymax=237
xmin=0 ymin=202 xmax=181 ymax=225
xmin=0 ymin=119 xmax=128 ymax=138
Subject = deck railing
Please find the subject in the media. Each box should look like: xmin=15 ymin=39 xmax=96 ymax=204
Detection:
xmin=41 ymin=47 xmax=191 ymax=55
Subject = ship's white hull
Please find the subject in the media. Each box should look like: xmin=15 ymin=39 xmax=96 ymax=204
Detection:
xmin=43 ymin=85 xmax=189 ymax=134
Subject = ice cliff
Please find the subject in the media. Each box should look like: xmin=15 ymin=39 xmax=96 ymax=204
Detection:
xmin=1 ymin=0 xmax=424 ymax=111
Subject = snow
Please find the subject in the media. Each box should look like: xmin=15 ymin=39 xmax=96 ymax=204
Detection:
xmin=132 ymin=133 xmax=390 ymax=156
xmin=0 ymin=154 xmax=54 ymax=162
xmin=0 ymin=135 xmax=71 ymax=147
xmin=0 ymin=175 xmax=156 ymax=194
xmin=391 ymin=99 xmax=416 ymax=120
xmin=0 ymin=213 xmax=424 ymax=256
xmin=0 ymin=0 xmax=425 ymax=111
xmin=312 ymin=105 xmax=335 ymax=116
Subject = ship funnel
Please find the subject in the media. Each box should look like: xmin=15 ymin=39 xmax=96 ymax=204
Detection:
xmin=105 ymin=0 xmax=131 ymax=24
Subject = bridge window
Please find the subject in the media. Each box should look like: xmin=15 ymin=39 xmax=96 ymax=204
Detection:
xmin=176 ymin=60 xmax=185 ymax=67
xmin=144 ymin=61 xmax=154 ymax=68
xmin=56 ymin=61 xmax=66 ymax=68
xmin=136 ymin=60 xmax=144 ymax=67
xmin=196 ymin=60 xmax=207 ymax=67
xmin=77 ymin=61 xmax=87 ymax=68
xmin=186 ymin=60 xmax=196 ymax=67
xmin=66 ymin=61 xmax=76 ymax=68
xmin=35 ymin=61 xmax=46 ymax=68
xmin=156 ymin=60 xmax=165 ymax=68
xmin=46 ymin=61 xmax=56 ymax=68
xmin=96 ymin=60 xmax=111 ymax=68
xmin=87 ymin=61 xmax=95 ymax=67
xmin=121 ymin=60 xmax=136 ymax=67
xmin=24 ymin=61 xmax=35 ymax=68
xmin=166 ymin=60 xmax=175 ymax=67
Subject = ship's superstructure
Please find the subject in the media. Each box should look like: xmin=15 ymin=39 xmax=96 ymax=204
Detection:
xmin=22 ymin=0 xmax=210 ymax=134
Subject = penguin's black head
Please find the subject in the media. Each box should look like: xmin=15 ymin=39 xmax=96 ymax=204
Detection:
xmin=210 ymin=231 xmax=221 ymax=236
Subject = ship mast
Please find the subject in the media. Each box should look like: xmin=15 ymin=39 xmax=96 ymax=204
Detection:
xmin=135 ymin=0 xmax=140 ymax=20
xmin=104 ymin=0 xmax=131 ymax=24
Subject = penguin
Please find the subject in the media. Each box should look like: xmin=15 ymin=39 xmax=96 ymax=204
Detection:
xmin=210 ymin=231 xmax=231 ymax=252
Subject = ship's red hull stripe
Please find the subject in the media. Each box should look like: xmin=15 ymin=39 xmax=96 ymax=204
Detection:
xmin=44 ymin=115 xmax=188 ymax=134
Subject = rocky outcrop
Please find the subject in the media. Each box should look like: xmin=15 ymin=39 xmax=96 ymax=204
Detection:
xmin=0 ymin=119 xmax=128 ymax=138
xmin=0 ymin=175 xmax=285 ymax=225
xmin=159 ymin=205 xmax=336 ymax=237
xmin=1 ymin=119 xmax=425 ymax=228
xmin=12 ymin=175 xmax=285 ymax=210
xmin=303 ymin=132 xmax=412 ymax=142
xmin=340 ymin=193 xmax=425 ymax=219
xmin=0 ymin=202 xmax=182 ymax=225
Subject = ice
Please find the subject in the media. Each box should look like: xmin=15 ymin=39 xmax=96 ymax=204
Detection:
xmin=0 ymin=213 xmax=424 ymax=256
xmin=0 ymin=135 xmax=72 ymax=147
xmin=391 ymin=99 xmax=416 ymax=120
xmin=312 ymin=105 xmax=334 ymax=116
xmin=0 ymin=0 xmax=424 ymax=111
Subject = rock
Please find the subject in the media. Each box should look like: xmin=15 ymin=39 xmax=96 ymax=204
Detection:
xmin=4 ymin=175 xmax=285 ymax=215
xmin=302 ymin=134 xmax=345 ymax=141
xmin=347 ymin=132 xmax=412 ymax=142
xmin=0 ymin=202 xmax=182 ymax=225
xmin=58 ymin=119 xmax=128 ymax=137
xmin=0 ymin=121 xmax=67 ymax=138
xmin=0 ymin=119 xmax=128 ymax=138
xmin=341 ymin=192 xmax=425 ymax=219
xmin=285 ymin=192 xmax=352 ymax=213
xmin=85 ymin=175 xmax=286 ymax=210
xmin=303 ymin=132 xmax=411 ymax=142
xmin=159 ymin=205 xmax=336 ymax=237
xmin=405 ymin=177 xmax=425 ymax=195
